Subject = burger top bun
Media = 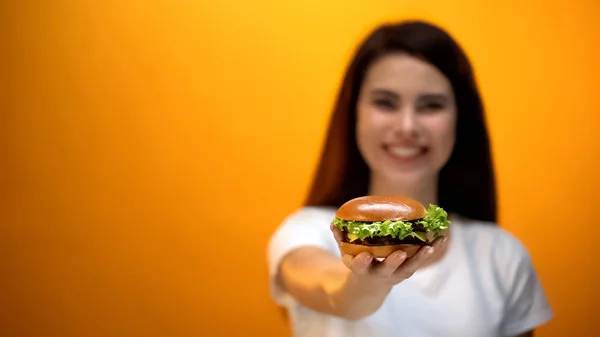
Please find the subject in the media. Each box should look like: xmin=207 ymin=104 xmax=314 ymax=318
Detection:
xmin=335 ymin=195 xmax=427 ymax=222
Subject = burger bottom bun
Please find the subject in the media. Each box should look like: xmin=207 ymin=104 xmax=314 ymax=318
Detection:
xmin=338 ymin=241 xmax=425 ymax=259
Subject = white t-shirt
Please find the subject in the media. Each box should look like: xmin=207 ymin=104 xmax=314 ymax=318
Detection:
xmin=267 ymin=206 xmax=553 ymax=337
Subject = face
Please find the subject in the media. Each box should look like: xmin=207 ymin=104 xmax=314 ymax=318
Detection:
xmin=356 ymin=52 xmax=457 ymax=188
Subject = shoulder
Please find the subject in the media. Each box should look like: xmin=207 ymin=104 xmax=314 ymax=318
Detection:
xmin=268 ymin=206 xmax=338 ymax=241
xmin=456 ymin=215 xmax=531 ymax=265
xmin=267 ymin=206 xmax=339 ymax=263
xmin=453 ymin=215 xmax=537 ymax=293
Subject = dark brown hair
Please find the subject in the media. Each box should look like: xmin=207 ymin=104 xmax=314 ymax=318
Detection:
xmin=304 ymin=20 xmax=497 ymax=223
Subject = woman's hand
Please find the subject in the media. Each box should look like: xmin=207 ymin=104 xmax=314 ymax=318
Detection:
xmin=330 ymin=224 xmax=447 ymax=287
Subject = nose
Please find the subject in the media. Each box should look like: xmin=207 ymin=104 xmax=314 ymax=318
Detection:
xmin=392 ymin=107 xmax=418 ymax=137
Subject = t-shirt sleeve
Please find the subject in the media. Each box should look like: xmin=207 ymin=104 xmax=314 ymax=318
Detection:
xmin=499 ymin=233 xmax=553 ymax=336
xmin=266 ymin=207 xmax=339 ymax=307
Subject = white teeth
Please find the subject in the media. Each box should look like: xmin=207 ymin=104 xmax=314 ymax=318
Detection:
xmin=389 ymin=147 xmax=420 ymax=157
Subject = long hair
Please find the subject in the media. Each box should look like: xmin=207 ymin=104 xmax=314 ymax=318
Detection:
xmin=304 ymin=20 xmax=497 ymax=223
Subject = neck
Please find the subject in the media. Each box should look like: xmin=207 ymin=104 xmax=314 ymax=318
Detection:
xmin=368 ymin=173 xmax=438 ymax=207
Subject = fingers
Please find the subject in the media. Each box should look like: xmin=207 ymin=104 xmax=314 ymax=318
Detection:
xmin=430 ymin=235 xmax=448 ymax=249
xmin=342 ymin=252 xmax=373 ymax=275
xmin=393 ymin=236 xmax=447 ymax=280
xmin=342 ymin=250 xmax=408 ymax=278
xmin=371 ymin=251 xmax=408 ymax=277
xmin=393 ymin=247 xmax=432 ymax=280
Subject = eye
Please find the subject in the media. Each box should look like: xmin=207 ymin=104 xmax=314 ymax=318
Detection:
xmin=372 ymin=98 xmax=397 ymax=111
xmin=418 ymin=101 xmax=446 ymax=113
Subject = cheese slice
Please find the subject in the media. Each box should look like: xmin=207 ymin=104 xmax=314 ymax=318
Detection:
xmin=412 ymin=231 xmax=427 ymax=241
xmin=347 ymin=233 xmax=359 ymax=242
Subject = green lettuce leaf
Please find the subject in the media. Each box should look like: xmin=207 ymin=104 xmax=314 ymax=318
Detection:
xmin=418 ymin=204 xmax=452 ymax=236
xmin=332 ymin=204 xmax=451 ymax=242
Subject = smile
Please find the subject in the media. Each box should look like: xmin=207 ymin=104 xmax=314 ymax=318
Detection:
xmin=383 ymin=144 xmax=428 ymax=163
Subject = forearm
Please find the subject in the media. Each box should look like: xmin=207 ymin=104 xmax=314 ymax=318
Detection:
xmin=325 ymin=271 xmax=394 ymax=320
xmin=279 ymin=248 xmax=392 ymax=320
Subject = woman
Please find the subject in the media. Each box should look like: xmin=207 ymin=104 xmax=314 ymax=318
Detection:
xmin=267 ymin=20 xmax=552 ymax=337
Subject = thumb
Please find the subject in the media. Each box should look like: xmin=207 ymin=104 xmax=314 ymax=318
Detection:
xmin=330 ymin=224 xmax=344 ymax=242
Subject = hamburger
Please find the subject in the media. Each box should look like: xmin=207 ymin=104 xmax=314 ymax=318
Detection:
xmin=332 ymin=195 xmax=451 ymax=258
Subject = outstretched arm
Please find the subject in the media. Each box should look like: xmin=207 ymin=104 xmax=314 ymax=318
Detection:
xmin=275 ymin=226 xmax=446 ymax=320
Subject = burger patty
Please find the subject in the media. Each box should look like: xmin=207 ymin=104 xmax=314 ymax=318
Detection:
xmin=341 ymin=220 xmax=428 ymax=246
xmin=342 ymin=232 xmax=427 ymax=245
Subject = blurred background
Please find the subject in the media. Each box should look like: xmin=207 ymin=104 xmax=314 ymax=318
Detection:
xmin=2 ymin=0 xmax=598 ymax=336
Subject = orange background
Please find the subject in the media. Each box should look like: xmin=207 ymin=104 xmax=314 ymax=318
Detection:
xmin=2 ymin=1 xmax=599 ymax=336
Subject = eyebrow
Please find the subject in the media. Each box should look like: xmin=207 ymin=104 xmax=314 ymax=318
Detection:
xmin=371 ymin=89 xmax=450 ymax=101
xmin=419 ymin=93 xmax=450 ymax=101
xmin=371 ymin=88 xmax=399 ymax=99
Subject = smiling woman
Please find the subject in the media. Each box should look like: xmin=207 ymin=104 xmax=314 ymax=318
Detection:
xmin=267 ymin=20 xmax=552 ymax=337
